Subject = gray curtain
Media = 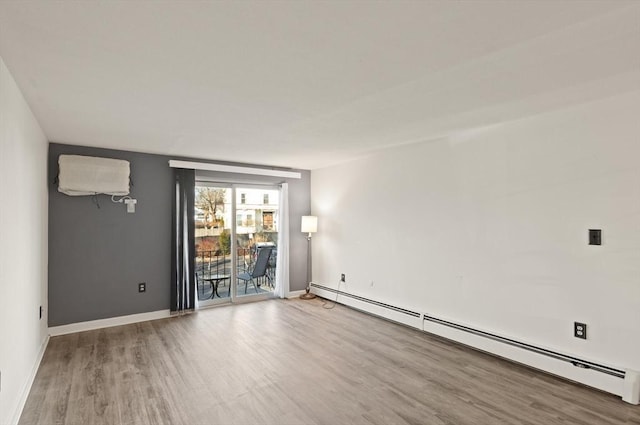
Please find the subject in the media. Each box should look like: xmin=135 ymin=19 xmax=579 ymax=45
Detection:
xmin=171 ymin=168 xmax=195 ymax=313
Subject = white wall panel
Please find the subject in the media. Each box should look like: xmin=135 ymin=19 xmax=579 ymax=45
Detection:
xmin=0 ymin=56 xmax=49 ymax=425
xmin=311 ymin=91 xmax=640 ymax=395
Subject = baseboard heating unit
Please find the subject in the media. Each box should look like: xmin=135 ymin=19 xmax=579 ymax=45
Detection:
xmin=310 ymin=283 xmax=422 ymax=329
xmin=310 ymin=283 xmax=639 ymax=405
xmin=423 ymin=314 xmax=624 ymax=377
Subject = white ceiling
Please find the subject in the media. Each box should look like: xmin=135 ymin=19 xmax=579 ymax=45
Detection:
xmin=0 ymin=1 xmax=638 ymax=170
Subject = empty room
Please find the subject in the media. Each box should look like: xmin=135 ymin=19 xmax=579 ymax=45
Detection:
xmin=1 ymin=1 xmax=639 ymax=424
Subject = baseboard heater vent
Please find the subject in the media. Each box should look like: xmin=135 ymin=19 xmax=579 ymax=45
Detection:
xmin=423 ymin=314 xmax=625 ymax=379
xmin=309 ymin=284 xmax=638 ymax=403
xmin=310 ymin=283 xmax=420 ymax=318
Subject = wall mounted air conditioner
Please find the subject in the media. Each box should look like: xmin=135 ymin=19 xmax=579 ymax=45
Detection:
xmin=58 ymin=155 xmax=130 ymax=196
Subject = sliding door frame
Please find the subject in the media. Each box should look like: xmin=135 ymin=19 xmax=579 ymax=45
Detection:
xmin=195 ymin=181 xmax=278 ymax=308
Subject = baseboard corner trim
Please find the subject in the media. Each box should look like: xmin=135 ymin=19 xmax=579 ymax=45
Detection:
xmin=10 ymin=334 xmax=50 ymax=425
xmin=623 ymin=369 xmax=640 ymax=405
xmin=48 ymin=309 xmax=171 ymax=336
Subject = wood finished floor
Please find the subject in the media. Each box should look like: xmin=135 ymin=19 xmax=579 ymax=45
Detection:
xmin=20 ymin=299 xmax=640 ymax=425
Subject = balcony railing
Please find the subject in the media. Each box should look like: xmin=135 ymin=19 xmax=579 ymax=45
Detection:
xmin=195 ymin=246 xmax=276 ymax=300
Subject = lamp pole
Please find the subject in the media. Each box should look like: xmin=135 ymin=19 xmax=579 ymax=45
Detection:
xmin=300 ymin=216 xmax=317 ymax=300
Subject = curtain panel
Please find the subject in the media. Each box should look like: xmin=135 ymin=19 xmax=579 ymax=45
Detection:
xmin=171 ymin=168 xmax=196 ymax=313
xmin=274 ymin=182 xmax=289 ymax=298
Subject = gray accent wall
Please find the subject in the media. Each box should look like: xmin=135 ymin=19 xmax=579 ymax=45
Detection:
xmin=48 ymin=143 xmax=310 ymax=326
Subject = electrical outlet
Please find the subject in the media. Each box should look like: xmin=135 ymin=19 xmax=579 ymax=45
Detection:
xmin=574 ymin=322 xmax=587 ymax=339
xmin=340 ymin=273 xmax=345 ymax=282
xmin=138 ymin=282 xmax=146 ymax=293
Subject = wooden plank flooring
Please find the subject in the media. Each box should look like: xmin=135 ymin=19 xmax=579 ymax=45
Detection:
xmin=19 ymin=299 xmax=640 ymax=425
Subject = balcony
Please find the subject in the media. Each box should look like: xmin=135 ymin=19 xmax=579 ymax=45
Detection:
xmin=195 ymin=246 xmax=276 ymax=301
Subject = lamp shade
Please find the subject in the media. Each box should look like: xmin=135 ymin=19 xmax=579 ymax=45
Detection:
xmin=301 ymin=215 xmax=318 ymax=234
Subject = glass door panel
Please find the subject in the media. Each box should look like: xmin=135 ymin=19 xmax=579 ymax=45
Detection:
xmin=235 ymin=187 xmax=279 ymax=298
xmin=194 ymin=186 xmax=232 ymax=307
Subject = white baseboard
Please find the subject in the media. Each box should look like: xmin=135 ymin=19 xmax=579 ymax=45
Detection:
xmin=312 ymin=286 xmax=423 ymax=329
xmin=48 ymin=309 xmax=171 ymax=336
xmin=623 ymin=369 xmax=640 ymax=404
xmin=422 ymin=319 xmax=625 ymax=399
xmin=311 ymin=284 xmax=630 ymax=403
xmin=10 ymin=334 xmax=49 ymax=425
xmin=286 ymin=290 xmax=306 ymax=299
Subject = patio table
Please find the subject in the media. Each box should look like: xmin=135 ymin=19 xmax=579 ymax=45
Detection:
xmin=203 ymin=274 xmax=230 ymax=298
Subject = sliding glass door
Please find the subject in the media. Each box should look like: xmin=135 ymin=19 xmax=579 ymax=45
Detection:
xmin=194 ymin=183 xmax=279 ymax=307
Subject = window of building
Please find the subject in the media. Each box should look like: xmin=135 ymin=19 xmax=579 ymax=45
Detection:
xmin=262 ymin=211 xmax=274 ymax=230
xmin=263 ymin=194 xmax=269 ymax=204
xmin=240 ymin=193 xmax=246 ymax=204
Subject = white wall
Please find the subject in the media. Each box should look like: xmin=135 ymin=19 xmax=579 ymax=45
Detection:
xmin=0 ymin=56 xmax=49 ymax=425
xmin=311 ymin=91 xmax=640 ymax=394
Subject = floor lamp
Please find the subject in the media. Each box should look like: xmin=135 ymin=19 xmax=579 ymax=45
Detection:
xmin=300 ymin=215 xmax=317 ymax=300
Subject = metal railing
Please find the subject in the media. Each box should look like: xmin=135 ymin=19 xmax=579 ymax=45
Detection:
xmin=196 ymin=250 xmax=231 ymax=277
xmin=195 ymin=246 xmax=276 ymax=299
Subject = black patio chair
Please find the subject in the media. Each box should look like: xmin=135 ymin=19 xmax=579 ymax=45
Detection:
xmin=237 ymin=246 xmax=272 ymax=294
